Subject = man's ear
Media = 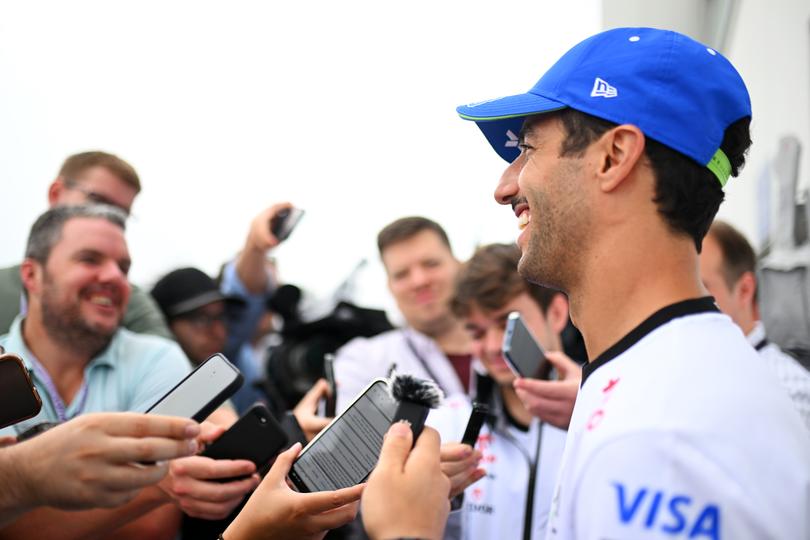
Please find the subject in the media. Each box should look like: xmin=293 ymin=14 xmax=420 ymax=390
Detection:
xmin=47 ymin=177 xmax=66 ymax=207
xmin=546 ymin=293 xmax=570 ymax=336
xmin=594 ymin=124 xmax=646 ymax=193
xmin=734 ymin=271 xmax=757 ymax=313
xmin=20 ymin=259 xmax=43 ymax=297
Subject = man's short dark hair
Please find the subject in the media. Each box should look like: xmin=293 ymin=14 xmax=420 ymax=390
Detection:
xmin=377 ymin=216 xmax=452 ymax=256
xmin=707 ymin=220 xmax=756 ymax=290
xmin=452 ymin=243 xmax=561 ymax=318
xmin=25 ymin=204 xmax=127 ymax=264
xmin=550 ymin=108 xmax=752 ymax=252
xmin=59 ymin=151 xmax=142 ymax=193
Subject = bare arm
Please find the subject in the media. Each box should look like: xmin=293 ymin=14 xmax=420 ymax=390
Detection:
xmin=0 ymin=487 xmax=170 ymax=540
xmin=236 ymin=203 xmax=291 ymax=294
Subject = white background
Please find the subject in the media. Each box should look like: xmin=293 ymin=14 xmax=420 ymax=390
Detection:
xmin=4 ymin=2 xmax=805 ymax=323
xmin=0 ymin=0 xmax=601 ymax=320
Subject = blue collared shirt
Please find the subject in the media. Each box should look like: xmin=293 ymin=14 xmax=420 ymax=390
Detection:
xmin=0 ymin=316 xmax=192 ymax=436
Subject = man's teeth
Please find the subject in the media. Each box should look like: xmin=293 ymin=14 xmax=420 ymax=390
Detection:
xmin=90 ymin=295 xmax=113 ymax=306
xmin=518 ymin=212 xmax=530 ymax=231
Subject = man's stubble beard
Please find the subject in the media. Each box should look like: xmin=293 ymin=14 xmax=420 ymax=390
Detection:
xmin=517 ymin=161 xmax=591 ymax=295
xmin=40 ymin=277 xmax=116 ymax=358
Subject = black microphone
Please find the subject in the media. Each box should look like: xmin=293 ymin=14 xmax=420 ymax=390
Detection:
xmin=388 ymin=373 xmax=443 ymax=446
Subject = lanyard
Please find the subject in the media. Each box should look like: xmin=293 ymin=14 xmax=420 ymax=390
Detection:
xmin=402 ymin=331 xmax=449 ymax=395
xmin=30 ymin=357 xmax=90 ymax=422
xmin=754 ymin=338 xmax=769 ymax=351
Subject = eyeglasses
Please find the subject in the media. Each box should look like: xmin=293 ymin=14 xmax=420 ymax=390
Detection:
xmin=64 ymin=180 xmax=133 ymax=218
xmin=177 ymin=311 xmax=227 ymax=329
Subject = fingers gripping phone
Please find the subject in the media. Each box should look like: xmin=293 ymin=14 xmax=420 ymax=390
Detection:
xmin=146 ymin=353 xmax=243 ymax=422
xmin=288 ymin=378 xmax=396 ymax=493
xmin=502 ymin=312 xmax=553 ymax=380
xmin=202 ymin=403 xmax=288 ymax=478
xmin=0 ymin=350 xmax=42 ymax=429
xmin=270 ymin=208 xmax=305 ymax=242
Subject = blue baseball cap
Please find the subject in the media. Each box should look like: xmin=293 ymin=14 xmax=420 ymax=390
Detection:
xmin=456 ymin=27 xmax=751 ymax=187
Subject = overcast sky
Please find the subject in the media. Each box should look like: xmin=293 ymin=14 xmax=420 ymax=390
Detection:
xmin=0 ymin=1 xmax=602 ymax=321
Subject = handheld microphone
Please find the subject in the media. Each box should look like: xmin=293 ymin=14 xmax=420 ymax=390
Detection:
xmin=388 ymin=373 xmax=443 ymax=446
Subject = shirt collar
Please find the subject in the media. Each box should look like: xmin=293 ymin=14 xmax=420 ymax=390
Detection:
xmin=581 ymin=297 xmax=720 ymax=387
xmin=746 ymin=320 xmax=766 ymax=347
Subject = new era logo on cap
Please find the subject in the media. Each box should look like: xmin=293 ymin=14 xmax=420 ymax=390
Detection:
xmin=591 ymin=77 xmax=617 ymax=98
xmin=505 ymin=130 xmax=519 ymax=148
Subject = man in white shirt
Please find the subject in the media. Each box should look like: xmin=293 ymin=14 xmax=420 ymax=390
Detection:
xmin=455 ymin=27 xmax=810 ymax=539
xmin=335 ymin=217 xmax=473 ymax=410
xmin=700 ymin=219 xmax=810 ymax=430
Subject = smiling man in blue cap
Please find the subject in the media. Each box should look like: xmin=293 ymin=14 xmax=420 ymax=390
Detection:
xmin=457 ymin=27 xmax=810 ymax=539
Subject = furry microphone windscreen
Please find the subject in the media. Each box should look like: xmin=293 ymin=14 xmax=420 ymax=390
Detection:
xmin=389 ymin=373 xmax=444 ymax=408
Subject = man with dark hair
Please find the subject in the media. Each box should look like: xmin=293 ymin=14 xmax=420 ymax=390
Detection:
xmin=334 ymin=216 xmax=473 ymax=409
xmin=429 ymin=243 xmax=573 ymax=540
xmin=0 ymin=205 xmax=258 ymax=539
xmin=0 ymin=150 xmax=170 ymax=338
xmin=701 ymin=220 xmax=810 ymax=429
xmin=456 ymin=27 xmax=809 ymax=539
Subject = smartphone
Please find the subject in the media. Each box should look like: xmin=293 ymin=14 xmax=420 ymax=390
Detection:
xmin=270 ymin=208 xmax=305 ymax=242
xmin=288 ymin=378 xmax=396 ymax=493
xmin=323 ymin=353 xmax=337 ymax=417
xmin=146 ymin=353 xmax=243 ymax=422
xmin=461 ymin=402 xmax=490 ymax=447
xmin=201 ymin=403 xmax=288 ymax=478
xmin=502 ymin=312 xmax=552 ymax=380
xmin=0 ymin=351 xmax=42 ymax=429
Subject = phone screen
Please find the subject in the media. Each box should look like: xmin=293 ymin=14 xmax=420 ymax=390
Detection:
xmin=290 ymin=379 xmax=395 ymax=492
xmin=0 ymin=354 xmax=42 ymax=429
xmin=146 ymin=353 xmax=242 ymax=421
xmin=502 ymin=312 xmax=549 ymax=379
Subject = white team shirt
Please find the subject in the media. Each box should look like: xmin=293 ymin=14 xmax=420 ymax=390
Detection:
xmin=546 ymin=298 xmax=810 ymax=540
xmin=428 ymin=395 xmax=567 ymax=540
xmin=747 ymin=321 xmax=810 ymax=432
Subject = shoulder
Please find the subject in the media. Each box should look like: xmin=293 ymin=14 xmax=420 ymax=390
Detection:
xmin=109 ymin=328 xmax=189 ymax=367
xmin=336 ymin=329 xmax=404 ymax=356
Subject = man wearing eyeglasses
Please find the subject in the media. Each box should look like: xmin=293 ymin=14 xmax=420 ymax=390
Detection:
xmin=0 ymin=151 xmax=171 ymax=339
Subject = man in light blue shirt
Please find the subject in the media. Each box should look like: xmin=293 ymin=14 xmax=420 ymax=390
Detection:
xmin=0 ymin=204 xmax=259 ymax=539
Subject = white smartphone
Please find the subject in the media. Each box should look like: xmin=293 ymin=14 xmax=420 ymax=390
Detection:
xmin=146 ymin=353 xmax=243 ymax=422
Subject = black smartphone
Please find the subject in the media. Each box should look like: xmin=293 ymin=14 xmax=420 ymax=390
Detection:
xmin=461 ymin=402 xmax=490 ymax=447
xmin=0 ymin=351 xmax=42 ymax=429
xmin=502 ymin=312 xmax=552 ymax=380
xmin=146 ymin=353 xmax=243 ymax=422
xmin=323 ymin=353 xmax=337 ymax=417
xmin=201 ymin=403 xmax=288 ymax=478
xmin=270 ymin=208 xmax=305 ymax=242
xmin=288 ymin=378 xmax=396 ymax=492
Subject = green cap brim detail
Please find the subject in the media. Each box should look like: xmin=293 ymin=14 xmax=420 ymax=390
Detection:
xmin=706 ymin=148 xmax=732 ymax=188
xmin=457 ymin=106 xmax=566 ymax=123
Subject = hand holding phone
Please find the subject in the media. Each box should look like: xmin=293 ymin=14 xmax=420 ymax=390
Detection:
xmin=0 ymin=351 xmax=42 ymax=429
xmin=202 ymin=403 xmax=288 ymax=479
xmin=270 ymin=207 xmax=305 ymax=242
xmin=502 ymin=312 xmax=552 ymax=380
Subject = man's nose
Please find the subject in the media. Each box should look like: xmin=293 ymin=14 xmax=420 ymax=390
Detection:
xmin=98 ymin=260 xmax=127 ymax=284
xmin=484 ymin=327 xmax=504 ymax=358
xmin=495 ymin=155 xmax=524 ymax=205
